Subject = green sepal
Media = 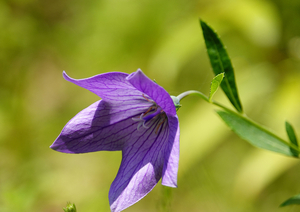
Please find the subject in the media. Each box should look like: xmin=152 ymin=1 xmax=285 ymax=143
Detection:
xmin=171 ymin=96 xmax=181 ymax=111
xmin=209 ymin=73 xmax=224 ymax=102
xmin=200 ymin=20 xmax=243 ymax=113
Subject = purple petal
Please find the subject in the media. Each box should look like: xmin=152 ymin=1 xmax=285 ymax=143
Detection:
xmin=50 ymin=100 xmax=151 ymax=153
xmin=126 ymin=69 xmax=176 ymax=116
xmin=162 ymin=115 xmax=179 ymax=187
xmin=63 ymin=71 xmax=144 ymax=103
xmin=109 ymin=117 xmax=170 ymax=212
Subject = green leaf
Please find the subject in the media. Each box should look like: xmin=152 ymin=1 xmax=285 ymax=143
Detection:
xmin=209 ymin=73 xmax=224 ymax=102
xmin=285 ymin=121 xmax=299 ymax=157
xmin=280 ymin=193 xmax=300 ymax=207
xmin=216 ymin=110 xmax=300 ymax=157
xmin=200 ymin=20 xmax=243 ymax=113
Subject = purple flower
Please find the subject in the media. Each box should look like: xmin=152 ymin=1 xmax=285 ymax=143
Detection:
xmin=50 ymin=69 xmax=180 ymax=212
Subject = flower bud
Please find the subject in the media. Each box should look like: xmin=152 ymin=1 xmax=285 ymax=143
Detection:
xmin=63 ymin=202 xmax=76 ymax=212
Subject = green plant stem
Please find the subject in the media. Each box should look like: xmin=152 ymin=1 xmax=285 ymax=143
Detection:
xmin=177 ymin=90 xmax=209 ymax=102
xmin=177 ymin=90 xmax=300 ymax=153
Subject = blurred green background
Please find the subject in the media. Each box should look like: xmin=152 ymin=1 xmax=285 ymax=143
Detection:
xmin=1 ymin=0 xmax=300 ymax=211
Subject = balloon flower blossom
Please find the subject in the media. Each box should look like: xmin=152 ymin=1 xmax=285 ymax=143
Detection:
xmin=51 ymin=69 xmax=180 ymax=212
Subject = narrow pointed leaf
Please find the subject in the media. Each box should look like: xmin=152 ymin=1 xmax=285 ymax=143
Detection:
xmin=285 ymin=121 xmax=299 ymax=157
xmin=209 ymin=73 xmax=224 ymax=102
xmin=280 ymin=193 xmax=300 ymax=207
xmin=216 ymin=110 xmax=300 ymax=157
xmin=200 ymin=20 xmax=243 ymax=113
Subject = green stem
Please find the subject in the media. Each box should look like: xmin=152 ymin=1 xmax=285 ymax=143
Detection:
xmin=177 ymin=90 xmax=209 ymax=102
xmin=176 ymin=90 xmax=300 ymax=153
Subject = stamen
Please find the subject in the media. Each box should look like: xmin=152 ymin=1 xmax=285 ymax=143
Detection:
xmin=132 ymin=114 xmax=144 ymax=122
xmin=137 ymin=122 xmax=143 ymax=131
xmin=155 ymin=114 xmax=167 ymax=134
xmin=143 ymin=106 xmax=156 ymax=116
xmin=142 ymin=94 xmax=155 ymax=103
xmin=142 ymin=121 xmax=150 ymax=129
xmin=132 ymin=97 xmax=167 ymax=132
xmin=142 ymin=109 xmax=161 ymax=122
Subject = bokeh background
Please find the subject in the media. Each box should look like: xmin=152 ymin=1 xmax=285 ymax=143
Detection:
xmin=1 ymin=0 xmax=300 ymax=211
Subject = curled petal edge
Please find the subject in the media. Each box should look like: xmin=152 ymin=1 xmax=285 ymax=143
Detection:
xmin=126 ymin=69 xmax=176 ymax=116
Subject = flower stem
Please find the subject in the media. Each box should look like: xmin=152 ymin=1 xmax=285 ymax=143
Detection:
xmin=176 ymin=90 xmax=300 ymax=153
xmin=158 ymin=186 xmax=173 ymax=212
xmin=176 ymin=90 xmax=239 ymax=114
xmin=177 ymin=90 xmax=209 ymax=102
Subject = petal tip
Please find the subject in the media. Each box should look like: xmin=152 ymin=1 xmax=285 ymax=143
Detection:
xmin=162 ymin=182 xmax=178 ymax=188
xmin=49 ymin=139 xmax=66 ymax=152
xmin=49 ymin=142 xmax=74 ymax=154
xmin=135 ymin=68 xmax=144 ymax=77
xmin=161 ymin=179 xmax=178 ymax=188
xmin=49 ymin=142 xmax=59 ymax=151
xmin=126 ymin=68 xmax=144 ymax=81
xmin=62 ymin=71 xmax=72 ymax=81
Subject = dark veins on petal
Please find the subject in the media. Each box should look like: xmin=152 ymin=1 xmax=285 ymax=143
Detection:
xmin=110 ymin=113 xmax=169 ymax=203
xmin=53 ymin=93 xmax=169 ymax=154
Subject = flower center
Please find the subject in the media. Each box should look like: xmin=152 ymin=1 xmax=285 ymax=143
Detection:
xmin=132 ymin=95 xmax=167 ymax=133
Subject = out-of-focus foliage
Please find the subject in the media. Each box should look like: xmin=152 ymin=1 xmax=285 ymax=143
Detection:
xmin=1 ymin=0 xmax=300 ymax=211
xmin=63 ymin=202 xmax=76 ymax=212
xmin=285 ymin=121 xmax=299 ymax=157
xmin=281 ymin=193 xmax=300 ymax=207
